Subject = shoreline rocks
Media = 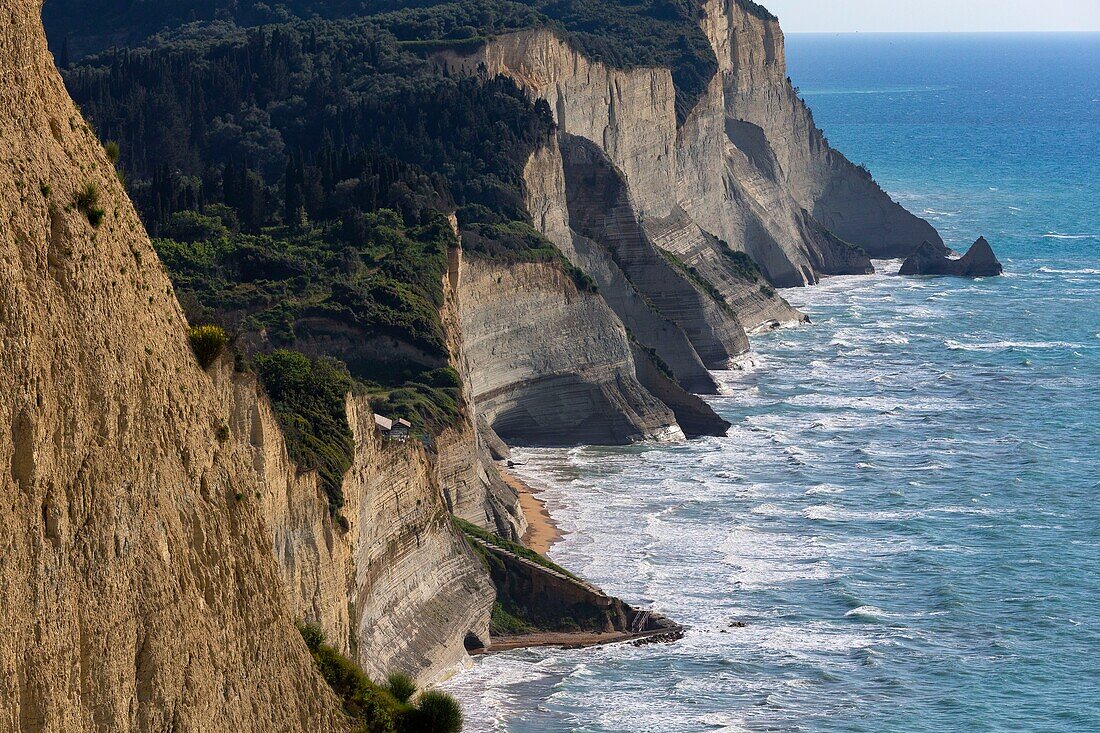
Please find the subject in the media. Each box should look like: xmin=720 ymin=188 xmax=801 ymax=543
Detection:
xmin=900 ymin=237 xmax=1004 ymax=277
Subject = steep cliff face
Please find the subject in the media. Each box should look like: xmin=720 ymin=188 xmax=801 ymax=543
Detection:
xmin=215 ymin=368 xmax=494 ymax=686
xmin=437 ymin=247 xmax=529 ymax=539
xmin=456 ymin=255 xmax=684 ymax=446
xmin=0 ymin=3 xmax=347 ymax=728
xmin=705 ymin=0 xmax=944 ymax=258
xmin=441 ymin=0 xmax=941 ymax=293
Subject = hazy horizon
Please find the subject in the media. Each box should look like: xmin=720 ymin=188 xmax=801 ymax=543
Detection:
xmin=762 ymin=0 xmax=1100 ymax=34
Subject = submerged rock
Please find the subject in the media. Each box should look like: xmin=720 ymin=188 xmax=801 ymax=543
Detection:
xmin=899 ymin=237 xmax=1004 ymax=277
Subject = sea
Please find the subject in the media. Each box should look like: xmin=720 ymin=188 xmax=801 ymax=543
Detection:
xmin=444 ymin=33 xmax=1100 ymax=732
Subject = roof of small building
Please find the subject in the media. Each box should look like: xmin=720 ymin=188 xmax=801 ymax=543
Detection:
xmin=394 ymin=418 xmax=413 ymax=429
xmin=373 ymin=414 xmax=393 ymax=431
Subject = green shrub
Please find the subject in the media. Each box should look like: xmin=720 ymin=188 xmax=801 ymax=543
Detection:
xmin=384 ymin=672 xmax=417 ymax=704
xmin=296 ymin=622 xmax=410 ymax=733
xmin=188 ymin=324 xmax=229 ymax=369
xmin=255 ymin=350 xmax=354 ymax=512
xmin=75 ymin=181 xmax=105 ymax=228
xmin=105 ymin=140 xmax=121 ymax=164
xmin=412 ymin=690 xmax=463 ymax=733
xmin=489 ymin=601 xmax=535 ymax=636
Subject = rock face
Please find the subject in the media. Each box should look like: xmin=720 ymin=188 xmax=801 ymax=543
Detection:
xmin=437 ymin=246 xmax=529 ymax=539
xmin=216 ymin=368 xmax=494 ymax=686
xmin=0 ymin=3 xmax=348 ymax=728
xmin=899 ymin=237 xmax=1004 ymax=277
xmin=456 ymin=255 xmax=685 ymax=446
xmin=439 ymin=0 xmax=940 ymax=297
xmin=706 ymin=0 xmax=945 ymax=259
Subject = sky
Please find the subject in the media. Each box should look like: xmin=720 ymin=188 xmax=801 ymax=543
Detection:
xmin=761 ymin=0 xmax=1100 ymax=33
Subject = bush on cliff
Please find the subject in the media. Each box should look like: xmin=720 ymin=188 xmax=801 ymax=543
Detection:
xmin=74 ymin=181 xmax=105 ymax=227
xmin=296 ymin=622 xmax=405 ymax=732
xmin=255 ymin=350 xmax=355 ymax=511
xmin=187 ymin=324 xmax=228 ymax=369
xmin=410 ymin=690 xmax=464 ymax=733
xmin=297 ymin=622 xmax=467 ymax=733
xmin=384 ymin=673 xmax=418 ymax=705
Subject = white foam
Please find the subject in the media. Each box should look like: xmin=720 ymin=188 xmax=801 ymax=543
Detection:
xmin=1037 ymin=266 xmax=1100 ymax=275
xmin=1041 ymin=233 xmax=1100 ymax=240
xmin=945 ymin=338 xmax=1081 ymax=351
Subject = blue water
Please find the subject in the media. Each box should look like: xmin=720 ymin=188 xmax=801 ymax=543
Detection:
xmin=446 ymin=34 xmax=1100 ymax=732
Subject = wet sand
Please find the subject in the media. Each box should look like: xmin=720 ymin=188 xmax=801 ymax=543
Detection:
xmin=500 ymin=468 xmax=562 ymax=554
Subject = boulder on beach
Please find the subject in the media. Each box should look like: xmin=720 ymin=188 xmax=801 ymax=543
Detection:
xmin=899 ymin=237 xmax=1004 ymax=277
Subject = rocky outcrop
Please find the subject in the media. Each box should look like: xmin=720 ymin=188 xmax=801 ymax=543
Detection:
xmin=900 ymin=237 xmax=1004 ymax=277
xmin=214 ymin=367 xmax=494 ymax=686
xmin=466 ymin=534 xmax=680 ymax=642
xmin=0 ymin=3 xmax=348 ymax=727
xmin=456 ymin=255 xmax=684 ymax=446
xmin=630 ymin=345 xmax=731 ymax=439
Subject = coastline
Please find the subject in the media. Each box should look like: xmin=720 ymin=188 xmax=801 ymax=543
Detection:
xmin=475 ymin=627 xmax=683 ymax=654
xmin=499 ymin=467 xmax=563 ymax=554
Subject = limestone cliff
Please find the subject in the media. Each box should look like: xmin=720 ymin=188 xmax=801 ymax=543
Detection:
xmin=213 ymin=366 xmax=494 ymax=686
xmin=0 ymin=2 xmax=348 ymax=727
xmin=439 ymin=0 xmax=942 ymax=289
xmin=455 ymin=255 xmax=684 ymax=446
xmin=709 ymin=0 xmax=945 ymax=258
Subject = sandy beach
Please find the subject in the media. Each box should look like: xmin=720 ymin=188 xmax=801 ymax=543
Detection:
xmin=499 ymin=468 xmax=562 ymax=554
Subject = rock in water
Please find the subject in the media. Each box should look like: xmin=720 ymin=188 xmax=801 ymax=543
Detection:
xmin=899 ymin=237 xmax=1004 ymax=277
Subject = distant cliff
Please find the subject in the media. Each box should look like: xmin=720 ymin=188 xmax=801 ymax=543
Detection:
xmin=432 ymin=0 xmax=942 ymax=398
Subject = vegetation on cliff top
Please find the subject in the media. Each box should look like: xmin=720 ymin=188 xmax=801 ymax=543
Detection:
xmin=62 ymin=17 xmax=590 ymax=448
xmin=48 ymin=0 xmax=725 ymax=122
xmin=255 ymin=351 xmax=356 ymax=512
xmin=297 ymin=622 xmax=464 ymax=732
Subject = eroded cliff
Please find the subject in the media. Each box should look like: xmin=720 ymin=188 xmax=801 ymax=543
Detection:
xmin=0 ymin=3 xmax=348 ymax=728
xmin=438 ymin=0 xmax=941 ymax=290
xmin=455 ymin=254 xmax=684 ymax=446
xmin=213 ymin=365 xmax=494 ymax=686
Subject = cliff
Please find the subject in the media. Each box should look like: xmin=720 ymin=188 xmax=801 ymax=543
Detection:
xmin=0 ymin=2 xmax=347 ymax=727
xmin=710 ymin=0 xmax=945 ymax=258
xmin=455 ymin=254 xmax=684 ymax=446
xmin=215 ymin=367 xmax=494 ymax=686
xmin=439 ymin=0 xmax=942 ymax=299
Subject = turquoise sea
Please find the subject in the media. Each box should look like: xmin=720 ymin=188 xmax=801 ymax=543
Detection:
xmin=445 ymin=33 xmax=1100 ymax=732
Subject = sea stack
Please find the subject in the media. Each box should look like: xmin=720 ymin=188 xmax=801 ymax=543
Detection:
xmin=899 ymin=237 xmax=1004 ymax=277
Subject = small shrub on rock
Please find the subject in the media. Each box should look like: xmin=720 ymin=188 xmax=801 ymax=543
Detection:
xmin=384 ymin=672 xmax=417 ymax=704
xmin=188 ymin=324 xmax=228 ymax=369
xmin=75 ymin=181 xmax=105 ymax=227
xmin=412 ymin=690 xmax=463 ymax=733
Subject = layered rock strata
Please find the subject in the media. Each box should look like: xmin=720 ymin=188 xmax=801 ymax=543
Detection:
xmin=455 ymin=256 xmax=685 ymax=446
xmin=215 ymin=367 xmax=495 ymax=685
xmin=438 ymin=0 xmax=943 ymax=314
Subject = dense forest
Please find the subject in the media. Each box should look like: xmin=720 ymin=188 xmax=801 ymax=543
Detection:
xmin=46 ymin=0 xmax=746 ymax=120
xmin=58 ymin=13 xmax=577 ymax=459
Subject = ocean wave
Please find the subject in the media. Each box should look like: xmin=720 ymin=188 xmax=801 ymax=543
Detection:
xmin=944 ymin=338 xmax=1081 ymax=351
xmin=844 ymin=605 xmax=895 ymax=622
xmin=1040 ymin=233 xmax=1100 ymax=240
xmin=1037 ymin=266 xmax=1100 ymax=275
